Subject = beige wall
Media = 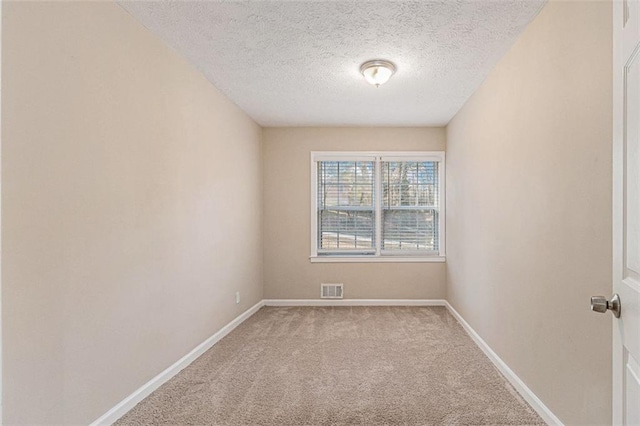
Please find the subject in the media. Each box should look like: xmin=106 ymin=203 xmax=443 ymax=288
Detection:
xmin=2 ymin=2 xmax=263 ymax=424
xmin=263 ymin=127 xmax=446 ymax=300
xmin=446 ymin=1 xmax=612 ymax=424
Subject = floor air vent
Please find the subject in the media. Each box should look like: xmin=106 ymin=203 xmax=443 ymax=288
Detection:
xmin=321 ymin=283 xmax=343 ymax=299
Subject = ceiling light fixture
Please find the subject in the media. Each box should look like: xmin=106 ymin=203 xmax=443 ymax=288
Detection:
xmin=360 ymin=59 xmax=396 ymax=87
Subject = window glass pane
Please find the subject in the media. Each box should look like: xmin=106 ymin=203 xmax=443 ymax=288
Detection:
xmin=319 ymin=210 xmax=374 ymax=249
xmin=382 ymin=161 xmax=439 ymax=208
xmin=382 ymin=161 xmax=439 ymax=252
xmin=382 ymin=209 xmax=438 ymax=251
xmin=318 ymin=161 xmax=375 ymax=251
xmin=319 ymin=161 xmax=374 ymax=208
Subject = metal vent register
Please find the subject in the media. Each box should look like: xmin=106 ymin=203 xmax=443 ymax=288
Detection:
xmin=321 ymin=283 xmax=343 ymax=299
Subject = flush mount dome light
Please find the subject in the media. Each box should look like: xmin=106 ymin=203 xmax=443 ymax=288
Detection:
xmin=360 ymin=59 xmax=396 ymax=87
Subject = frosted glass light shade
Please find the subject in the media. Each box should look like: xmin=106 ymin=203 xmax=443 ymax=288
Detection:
xmin=360 ymin=60 xmax=396 ymax=87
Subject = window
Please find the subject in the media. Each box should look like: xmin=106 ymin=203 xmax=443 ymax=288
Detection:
xmin=311 ymin=152 xmax=445 ymax=262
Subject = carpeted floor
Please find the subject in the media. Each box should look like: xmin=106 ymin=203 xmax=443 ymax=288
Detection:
xmin=116 ymin=306 xmax=544 ymax=425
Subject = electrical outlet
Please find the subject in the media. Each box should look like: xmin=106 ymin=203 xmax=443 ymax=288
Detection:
xmin=235 ymin=291 xmax=240 ymax=304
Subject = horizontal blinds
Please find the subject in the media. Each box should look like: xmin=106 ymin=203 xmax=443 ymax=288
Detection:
xmin=382 ymin=161 xmax=439 ymax=252
xmin=317 ymin=161 xmax=375 ymax=252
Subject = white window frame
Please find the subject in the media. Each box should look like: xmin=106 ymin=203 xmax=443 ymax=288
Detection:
xmin=310 ymin=151 xmax=445 ymax=263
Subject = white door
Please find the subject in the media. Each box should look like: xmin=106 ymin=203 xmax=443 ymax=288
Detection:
xmin=612 ymin=1 xmax=640 ymax=424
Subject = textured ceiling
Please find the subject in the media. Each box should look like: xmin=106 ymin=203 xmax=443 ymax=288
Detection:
xmin=119 ymin=1 xmax=545 ymax=127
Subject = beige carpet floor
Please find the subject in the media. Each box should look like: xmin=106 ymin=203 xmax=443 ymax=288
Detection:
xmin=116 ymin=306 xmax=544 ymax=425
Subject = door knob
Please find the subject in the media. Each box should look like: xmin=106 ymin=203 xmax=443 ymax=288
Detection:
xmin=590 ymin=293 xmax=621 ymax=318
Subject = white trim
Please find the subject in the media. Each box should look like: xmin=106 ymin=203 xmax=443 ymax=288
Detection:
xmin=308 ymin=151 xmax=445 ymax=161
xmin=309 ymin=256 xmax=445 ymax=263
xmin=379 ymin=154 xmax=444 ymax=162
xmin=310 ymin=151 xmax=318 ymax=257
xmin=311 ymin=154 xmax=377 ymax=162
xmin=310 ymin=151 xmax=446 ymax=260
xmin=437 ymin=152 xmax=446 ymax=256
xmin=0 ymin=1 xmax=4 ymax=420
xmin=263 ymin=299 xmax=447 ymax=307
xmin=317 ymin=248 xmax=375 ymax=254
xmin=444 ymin=301 xmax=563 ymax=426
xmin=612 ymin=2 xmax=626 ymax=424
xmin=375 ymin=155 xmax=382 ymax=256
xmin=90 ymin=301 xmax=264 ymax=426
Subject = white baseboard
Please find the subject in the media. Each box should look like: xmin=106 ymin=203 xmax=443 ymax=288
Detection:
xmin=90 ymin=300 xmax=264 ymax=426
xmin=263 ymin=298 xmax=447 ymax=306
xmin=444 ymin=301 xmax=563 ymax=426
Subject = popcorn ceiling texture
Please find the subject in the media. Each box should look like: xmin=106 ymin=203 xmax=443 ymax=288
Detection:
xmin=119 ymin=1 xmax=545 ymax=127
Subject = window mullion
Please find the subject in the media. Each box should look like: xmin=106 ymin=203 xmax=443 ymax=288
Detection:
xmin=375 ymin=157 xmax=382 ymax=256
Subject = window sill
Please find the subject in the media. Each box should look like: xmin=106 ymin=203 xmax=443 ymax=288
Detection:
xmin=309 ymin=256 xmax=446 ymax=263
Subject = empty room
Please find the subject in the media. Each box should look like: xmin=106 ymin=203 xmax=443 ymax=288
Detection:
xmin=2 ymin=0 xmax=637 ymax=425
